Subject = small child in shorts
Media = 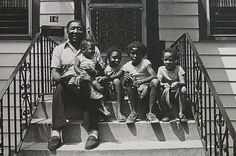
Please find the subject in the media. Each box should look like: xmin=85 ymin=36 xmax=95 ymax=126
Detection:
xmin=157 ymin=47 xmax=187 ymax=122
xmin=121 ymin=41 xmax=160 ymax=123
xmin=69 ymin=39 xmax=110 ymax=116
xmin=96 ymin=47 xmax=126 ymax=122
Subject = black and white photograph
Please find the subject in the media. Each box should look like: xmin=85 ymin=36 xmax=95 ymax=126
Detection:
xmin=0 ymin=0 xmax=236 ymax=156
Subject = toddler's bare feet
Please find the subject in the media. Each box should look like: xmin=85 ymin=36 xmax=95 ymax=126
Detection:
xmin=99 ymin=106 xmax=111 ymax=116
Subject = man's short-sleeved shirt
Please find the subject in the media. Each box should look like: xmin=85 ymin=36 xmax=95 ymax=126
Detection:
xmin=157 ymin=65 xmax=185 ymax=84
xmin=51 ymin=41 xmax=103 ymax=77
xmin=121 ymin=59 xmax=151 ymax=81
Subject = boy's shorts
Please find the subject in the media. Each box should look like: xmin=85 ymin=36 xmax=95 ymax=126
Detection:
xmin=161 ymin=87 xmax=180 ymax=108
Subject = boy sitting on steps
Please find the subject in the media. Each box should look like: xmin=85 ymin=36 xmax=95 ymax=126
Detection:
xmin=157 ymin=47 xmax=187 ymax=122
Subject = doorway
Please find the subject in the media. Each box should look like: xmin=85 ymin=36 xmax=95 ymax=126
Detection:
xmin=85 ymin=0 xmax=146 ymax=52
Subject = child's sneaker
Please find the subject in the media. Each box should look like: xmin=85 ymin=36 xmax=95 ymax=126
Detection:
xmin=179 ymin=114 xmax=187 ymax=122
xmin=146 ymin=113 xmax=159 ymax=123
xmin=161 ymin=117 xmax=170 ymax=122
xmin=126 ymin=111 xmax=137 ymax=123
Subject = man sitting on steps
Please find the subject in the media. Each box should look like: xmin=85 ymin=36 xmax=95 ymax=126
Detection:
xmin=48 ymin=20 xmax=102 ymax=150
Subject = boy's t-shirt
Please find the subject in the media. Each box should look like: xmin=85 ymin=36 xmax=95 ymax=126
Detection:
xmin=157 ymin=65 xmax=185 ymax=84
xmin=121 ymin=58 xmax=151 ymax=81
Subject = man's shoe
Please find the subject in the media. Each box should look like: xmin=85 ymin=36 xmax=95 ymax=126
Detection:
xmin=126 ymin=111 xmax=137 ymax=123
xmin=85 ymin=135 xmax=99 ymax=150
xmin=48 ymin=136 xmax=62 ymax=150
xmin=146 ymin=113 xmax=160 ymax=123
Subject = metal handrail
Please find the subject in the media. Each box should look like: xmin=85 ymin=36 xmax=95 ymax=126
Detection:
xmin=171 ymin=33 xmax=236 ymax=155
xmin=0 ymin=33 xmax=58 ymax=156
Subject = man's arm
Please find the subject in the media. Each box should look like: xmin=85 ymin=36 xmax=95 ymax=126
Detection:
xmin=52 ymin=68 xmax=62 ymax=82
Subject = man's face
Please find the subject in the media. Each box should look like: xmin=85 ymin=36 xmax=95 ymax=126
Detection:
xmin=67 ymin=22 xmax=85 ymax=44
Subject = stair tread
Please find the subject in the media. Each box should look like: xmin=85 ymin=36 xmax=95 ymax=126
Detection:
xmin=21 ymin=140 xmax=204 ymax=151
xmin=31 ymin=118 xmax=196 ymax=124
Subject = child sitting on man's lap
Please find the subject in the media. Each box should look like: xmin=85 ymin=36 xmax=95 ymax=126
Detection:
xmin=157 ymin=47 xmax=187 ymax=122
xmin=121 ymin=41 xmax=161 ymax=123
xmin=69 ymin=39 xmax=110 ymax=116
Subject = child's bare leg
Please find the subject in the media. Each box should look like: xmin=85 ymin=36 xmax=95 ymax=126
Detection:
xmin=178 ymin=86 xmax=187 ymax=116
xmin=99 ymin=97 xmax=110 ymax=116
xmin=92 ymin=80 xmax=104 ymax=92
xmin=127 ymin=86 xmax=139 ymax=113
xmin=148 ymin=79 xmax=160 ymax=113
xmin=113 ymin=78 xmax=125 ymax=119
xmin=140 ymin=86 xmax=148 ymax=100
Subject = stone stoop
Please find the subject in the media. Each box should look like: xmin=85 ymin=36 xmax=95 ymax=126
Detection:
xmin=17 ymin=94 xmax=205 ymax=156
xmin=18 ymin=119 xmax=205 ymax=156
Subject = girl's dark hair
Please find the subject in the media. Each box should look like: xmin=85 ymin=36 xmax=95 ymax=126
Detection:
xmin=162 ymin=47 xmax=178 ymax=59
xmin=126 ymin=41 xmax=147 ymax=57
xmin=80 ymin=39 xmax=95 ymax=51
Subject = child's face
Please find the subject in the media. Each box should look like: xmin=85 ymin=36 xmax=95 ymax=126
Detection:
xmin=163 ymin=52 xmax=176 ymax=70
xmin=130 ymin=47 xmax=142 ymax=66
xmin=83 ymin=43 xmax=95 ymax=59
xmin=109 ymin=51 xmax=122 ymax=67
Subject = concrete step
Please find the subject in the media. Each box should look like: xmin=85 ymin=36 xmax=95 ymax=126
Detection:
xmin=18 ymin=140 xmax=204 ymax=156
xmin=206 ymin=68 xmax=236 ymax=82
xmin=200 ymin=55 xmax=236 ymax=68
xmin=24 ymin=119 xmax=198 ymax=143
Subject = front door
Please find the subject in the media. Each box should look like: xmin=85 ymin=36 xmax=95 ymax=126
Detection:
xmin=86 ymin=0 xmax=146 ymax=52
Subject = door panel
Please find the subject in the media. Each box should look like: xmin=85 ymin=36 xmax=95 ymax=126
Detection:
xmin=91 ymin=9 xmax=142 ymax=51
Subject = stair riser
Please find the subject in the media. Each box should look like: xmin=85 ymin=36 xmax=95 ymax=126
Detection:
xmin=17 ymin=148 xmax=205 ymax=156
xmin=33 ymin=98 xmax=165 ymax=121
xmin=24 ymin=121 xmax=199 ymax=142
